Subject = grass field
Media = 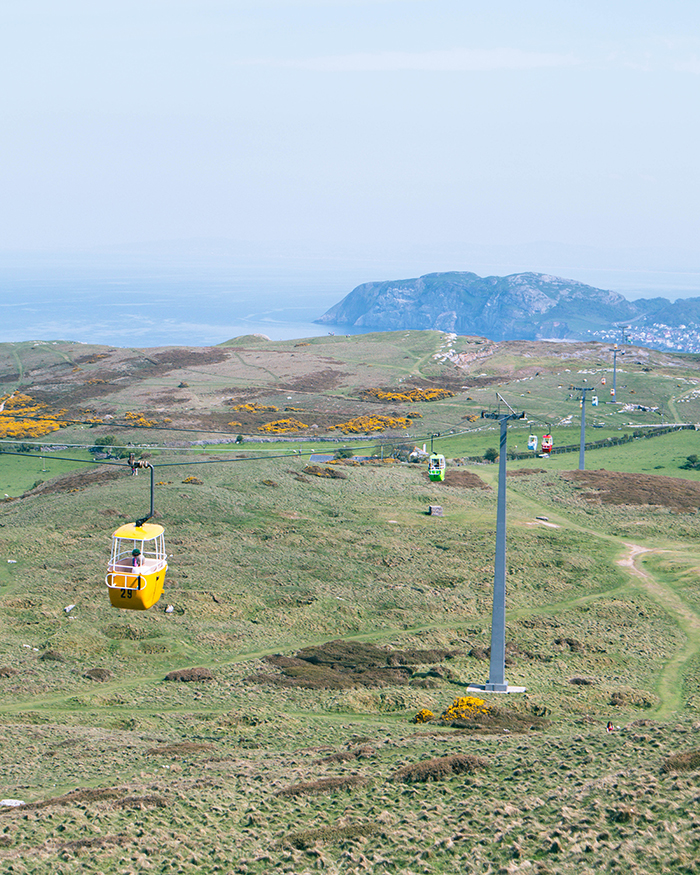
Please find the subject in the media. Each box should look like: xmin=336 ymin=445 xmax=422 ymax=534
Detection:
xmin=1 ymin=333 xmax=700 ymax=873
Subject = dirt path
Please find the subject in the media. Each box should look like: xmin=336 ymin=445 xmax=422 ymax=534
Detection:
xmin=616 ymin=542 xmax=700 ymax=717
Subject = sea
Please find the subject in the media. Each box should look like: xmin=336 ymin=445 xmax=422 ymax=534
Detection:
xmin=0 ymin=263 xmax=360 ymax=348
xmin=2 ymin=245 xmax=700 ymax=348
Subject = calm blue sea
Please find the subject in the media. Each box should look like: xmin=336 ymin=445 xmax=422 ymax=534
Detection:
xmin=0 ymin=270 xmax=362 ymax=347
xmin=2 ymin=246 xmax=699 ymax=348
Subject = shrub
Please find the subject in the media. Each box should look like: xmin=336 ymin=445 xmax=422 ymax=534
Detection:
xmin=440 ymin=695 xmax=490 ymax=721
xmin=84 ymin=668 xmax=112 ymax=682
xmin=360 ymin=387 xmax=455 ymax=403
xmin=89 ymin=436 xmax=130 ymax=458
xmin=329 ymin=415 xmax=412 ymax=434
xmin=275 ymin=776 xmax=367 ymax=797
xmin=164 ymin=667 xmax=214 ymax=682
xmin=661 ymin=750 xmax=700 ymax=773
xmin=284 ymin=823 xmax=378 ymax=849
xmin=334 ymin=447 xmax=354 ymax=459
xmin=230 ymin=402 xmax=278 ymax=413
xmin=391 ymin=754 xmax=488 ymax=783
xmin=258 ymin=418 xmax=309 ymax=433
xmin=146 ymin=742 xmax=214 ymax=755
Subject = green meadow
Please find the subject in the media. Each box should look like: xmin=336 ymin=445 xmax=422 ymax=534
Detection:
xmin=1 ymin=333 xmax=700 ymax=873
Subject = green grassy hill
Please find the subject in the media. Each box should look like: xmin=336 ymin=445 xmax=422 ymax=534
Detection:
xmin=1 ymin=332 xmax=700 ymax=873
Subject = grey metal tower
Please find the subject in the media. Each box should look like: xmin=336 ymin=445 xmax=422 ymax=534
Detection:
xmin=572 ymin=386 xmax=597 ymax=471
xmin=469 ymin=396 xmax=526 ymax=695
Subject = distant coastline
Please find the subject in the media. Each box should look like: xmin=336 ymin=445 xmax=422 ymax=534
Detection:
xmin=2 ymin=255 xmax=699 ymax=348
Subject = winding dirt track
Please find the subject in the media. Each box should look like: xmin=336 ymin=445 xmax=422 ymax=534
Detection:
xmin=616 ymin=542 xmax=700 ymax=716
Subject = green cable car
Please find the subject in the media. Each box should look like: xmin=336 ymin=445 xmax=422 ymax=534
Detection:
xmin=428 ymin=453 xmax=446 ymax=482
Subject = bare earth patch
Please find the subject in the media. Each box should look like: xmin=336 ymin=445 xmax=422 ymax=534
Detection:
xmin=247 ymin=640 xmax=459 ymax=689
xmin=22 ymin=466 xmax=124 ymax=498
xmin=433 ymin=470 xmax=490 ymax=489
xmin=562 ymin=469 xmax=700 ymax=510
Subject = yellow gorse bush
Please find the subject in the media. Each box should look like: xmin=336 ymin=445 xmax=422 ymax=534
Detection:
xmin=329 ymin=415 xmax=412 ymax=434
xmin=0 ymin=393 xmax=66 ymax=439
xmin=413 ymin=708 xmax=435 ymax=724
xmin=230 ymin=402 xmax=278 ymax=413
xmin=258 ymin=418 xmax=309 ymax=434
xmin=124 ymin=411 xmax=158 ymax=427
xmin=360 ymin=387 xmax=455 ymax=403
xmin=440 ymin=696 xmax=490 ymax=721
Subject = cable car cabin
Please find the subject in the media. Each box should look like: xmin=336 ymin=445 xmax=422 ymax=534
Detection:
xmin=106 ymin=523 xmax=167 ymax=610
xmin=428 ymin=453 xmax=446 ymax=482
xmin=541 ymin=434 xmax=553 ymax=455
xmin=527 ymin=434 xmax=538 ymax=452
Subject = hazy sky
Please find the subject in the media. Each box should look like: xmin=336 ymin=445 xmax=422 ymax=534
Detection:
xmin=2 ymin=0 xmax=699 ymax=259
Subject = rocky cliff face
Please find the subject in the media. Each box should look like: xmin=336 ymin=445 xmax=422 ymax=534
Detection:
xmin=316 ymin=271 xmax=652 ymax=341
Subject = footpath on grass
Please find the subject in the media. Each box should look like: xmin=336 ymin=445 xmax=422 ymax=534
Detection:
xmin=616 ymin=542 xmax=700 ymax=718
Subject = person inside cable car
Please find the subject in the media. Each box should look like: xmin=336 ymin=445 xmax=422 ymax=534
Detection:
xmin=131 ymin=548 xmax=143 ymax=568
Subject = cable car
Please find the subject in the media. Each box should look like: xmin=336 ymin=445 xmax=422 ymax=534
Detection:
xmin=428 ymin=452 xmax=446 ymax=482
xmin=592 ymin=395 xmax=599 ymax=406
xmin=106 ymin=522 xmax=167 ymax=610
xmin=527 ymin=434 xmax=538 ymax=452
xmin=541 ymin=434 xmax=553 ymax=455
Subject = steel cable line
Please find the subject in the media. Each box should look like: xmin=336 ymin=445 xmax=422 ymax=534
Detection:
xmin=0 ymin=421 xmax=495 ymax=468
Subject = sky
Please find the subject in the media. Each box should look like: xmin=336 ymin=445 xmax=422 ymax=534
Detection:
xmin=1 ymin=1 xmax=699 ymax=294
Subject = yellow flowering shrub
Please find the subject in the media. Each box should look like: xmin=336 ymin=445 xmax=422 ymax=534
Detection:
xmin=360 ymin=388 xmax=455 ymax=403
xmin=329 ymin=415 xmax=412 ymax=433
xmin=230 ymin=402 xmax=278 ymax=413
xmin=413 ymin=708 xmax=435 ymax=724
xmin=123 ymin=411 xmax=158 ymax=427
xmin=440 ymin=696 xmax=490 ymax=721
xmin=0 ymin=393 xmax=65 ymax=439
xmin=258 ymin=418 xmax=309 ymax=433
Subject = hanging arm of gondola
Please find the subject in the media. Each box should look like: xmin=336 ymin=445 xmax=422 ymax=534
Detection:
xmin=129 ymin=458 xmax=156 ymax=527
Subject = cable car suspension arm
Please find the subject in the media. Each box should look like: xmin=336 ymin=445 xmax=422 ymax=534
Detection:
xmin=129 ymin=456 xmax=156 ymax=527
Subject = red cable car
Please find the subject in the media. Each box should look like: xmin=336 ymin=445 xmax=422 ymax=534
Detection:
xmin=541 ymin=434 xmax=553 ymax=455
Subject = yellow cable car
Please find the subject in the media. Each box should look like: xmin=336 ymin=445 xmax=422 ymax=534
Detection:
xmin=106 ymin=522 xmax=167 ymax=610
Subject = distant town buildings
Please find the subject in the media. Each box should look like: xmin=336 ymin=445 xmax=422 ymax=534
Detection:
xmin=591 ymin=323 xmax=700 ymax=354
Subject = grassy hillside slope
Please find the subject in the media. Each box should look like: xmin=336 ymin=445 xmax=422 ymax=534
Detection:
xmin=0 ymin=332 xmax=700 ymax=873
